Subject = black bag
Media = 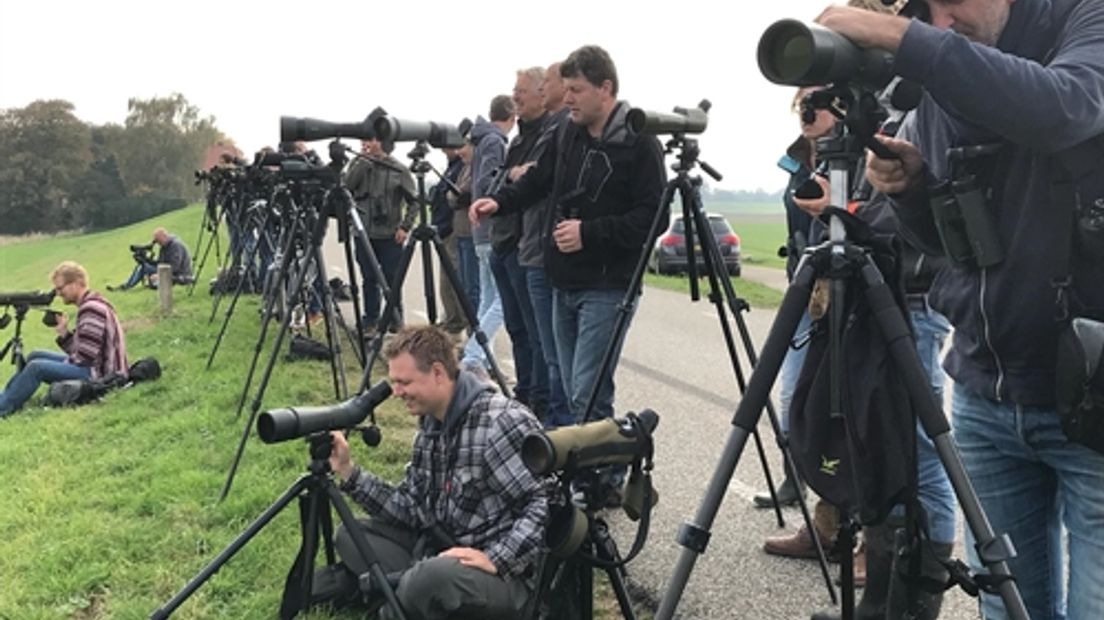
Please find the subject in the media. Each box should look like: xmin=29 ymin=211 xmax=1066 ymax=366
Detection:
xmin=43 ymin=373 xmax=127 ymax=407
xmin=128 ymin=357 xmax=162 ymax=383
xmin=789 ymin=210 xmax=915 ymax=525
xmin=287 ymin=334 xmax=332 ymax=362
xmin=1056 ymin=317 xmax=1104 ymax=455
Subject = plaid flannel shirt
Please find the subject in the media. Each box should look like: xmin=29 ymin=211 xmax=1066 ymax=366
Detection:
xmin=341 ymin=387 xmax=549 ymax=581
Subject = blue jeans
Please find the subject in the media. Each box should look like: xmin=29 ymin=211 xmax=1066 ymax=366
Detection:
xmin=954 ymin=382 xmax=1104 ymax=620
xmin=778 ymin=310 xmax=813 ymax=435
xmin=0 ymin=351 xmax=91 ymax=415
xmin=456 ymin=236 xmax=480 ymax=314
xmin=461 ymin=243 xmax=502 ymax=367
xmin=490 ymin=249 xmax=543 ymax=406
xmin=356 ymin=237 xmax=403 ymax=328
xmin=905 ymin=305 xmax=956 ymax=544
xmin=526 ymin=267 xmax=572 ymax=427
xmin=553 ymin=288 xmax=635 ymax=423
xmin=121 ymin=262 xmax=157 ymax=289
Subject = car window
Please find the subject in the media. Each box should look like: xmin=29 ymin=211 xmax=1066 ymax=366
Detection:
xmin=670 ymin=216 xmax=733 ymax=235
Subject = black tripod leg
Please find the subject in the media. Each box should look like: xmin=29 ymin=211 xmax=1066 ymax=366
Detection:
xmin=190 ymin=209 xmax=223 ymax=297
xmin=429 ymin=232 xmax=513 ymax=396
xmin=221 ymin=224 xmax=322 ymax=502
xmin=323 ymin=482 xmax=409 ymax=620
xmin=857 ymin=258 xmax=1029 ymax=620
xmin=234 ymin=215 xmax=304 ymax=417
xmin=341 ymin=226 xmax=367 ymax=366
xmin=359 ymin=237 xmax=419 ymax=392
xmin=591 ymin=520 xmax=637 ymax=620
xmin=311 ymin=244 xmax=348 ymax=400
xmin=419 ymin=234 xmax=438 ymax=325
xmin=655 ymin=260 xmax=818 ymax=620
xmin=150 ymin=475 xmax=313 ymax=620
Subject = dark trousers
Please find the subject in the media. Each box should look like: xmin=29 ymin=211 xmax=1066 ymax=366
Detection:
xmin=355 ymin=237 xmax=403 ymax=328
xmin=335 ymin=519 xmax=531 ymax=620
xmin=490 ymin=248 xmax=546 ymax=408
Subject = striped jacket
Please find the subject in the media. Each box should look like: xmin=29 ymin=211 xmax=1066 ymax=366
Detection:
xmin=341 ymin=371 xmax=549 ymax=583
xmin=56 ymin=291 xmax=128 ymax=380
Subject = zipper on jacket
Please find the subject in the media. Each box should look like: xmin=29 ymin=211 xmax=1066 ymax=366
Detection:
xmin=979 ymin=269 xmax=1005 ymax=400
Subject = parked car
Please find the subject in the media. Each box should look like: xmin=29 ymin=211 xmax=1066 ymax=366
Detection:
xmin=648 ymin=213 xmax=741 ymax=277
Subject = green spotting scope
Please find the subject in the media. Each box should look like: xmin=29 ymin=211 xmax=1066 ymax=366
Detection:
xmin=522 ymin=409 xmax=659 ymax=476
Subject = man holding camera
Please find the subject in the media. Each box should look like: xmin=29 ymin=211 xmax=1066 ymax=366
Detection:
xmin=0 ymin=262 xmax=127 ymax=417
xmin=344 ymin=135 xmax=416 ymax=335
xmin=111 ymin=228 xmax=193 ymax=290
xmin=327 ymin=325 xmax=548 ymax=619
xmin=821 ymin=1 xmax=1104 ymax=617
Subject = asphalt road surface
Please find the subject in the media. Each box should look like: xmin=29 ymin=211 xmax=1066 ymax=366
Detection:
xmin=322 ymin=231 xmax=984 ymax=620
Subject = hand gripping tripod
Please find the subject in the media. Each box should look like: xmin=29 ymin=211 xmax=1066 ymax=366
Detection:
xmin=151 ymin=431 xmax=408 ymax=620
xmin=355 ymin=140 xmax=512 ymax=396
xmin=655 ymin=88 xmax=1028 ymax=620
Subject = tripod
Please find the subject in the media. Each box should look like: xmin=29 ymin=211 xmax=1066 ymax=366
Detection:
xmin=220 ymin=145 xmax=394 ymax=501
xmin=655 ymin=89 xmax=1029 ymax=620
xmin=571 ymin=130 xmax=837 ymax=598
xmin=534 ymin=468 xmax=647 ymax=620
xmin=356 ymin=140 xmax=512 ymax=396
xmin=151 ymin=433 xmax=408 ymax=620
xmin=0 ymin=303 xmax=32 ymax=372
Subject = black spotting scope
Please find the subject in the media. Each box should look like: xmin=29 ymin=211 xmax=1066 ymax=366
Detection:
xmin=757 ymin=19 xmax=897 ymax=89
xmin=373 ymin=116 xmax=469 ymax=149
xmin=0 ymin=290 xmax=56 ymax=307
xmin=279 ymin=107 xmax=391 ymax=144
xmin=258 ymin=380 xmax=392 ymax=444
xmin=280 ymin=117 xmax=378 ymax=143
xmin=522 ymin=409 xmax=659 ymax=476
xmin=626 ymin=100 xmax=710 ymax=136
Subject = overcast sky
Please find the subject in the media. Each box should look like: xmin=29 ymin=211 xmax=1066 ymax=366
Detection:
xmin=1 ymin=0 xmax=835 ymax=191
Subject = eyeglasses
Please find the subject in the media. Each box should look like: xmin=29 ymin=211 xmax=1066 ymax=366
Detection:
xmin=53 ymin=282 xmax=68 ymax=293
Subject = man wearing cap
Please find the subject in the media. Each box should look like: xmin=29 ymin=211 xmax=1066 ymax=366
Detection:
xmin=821 ymin=0 xmax=1104 ymax=617
xmin=344 ymin=135 xmax=416 ymax=335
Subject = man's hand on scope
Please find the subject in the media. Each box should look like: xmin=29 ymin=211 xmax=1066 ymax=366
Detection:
xmin=395 ymin=228 xmax=409 ymax=245
xmin=439 ymin=547 xmax=498 ymax=575
xmin=328 ymin=431 xmax=355 ymax=482
xmin=866 ymin=135 xmax=926 ymax=195
xmin=815 ymin=5 xmax=909 ymax=52
xmin=469 ymin=198 xmax=500 ymax=225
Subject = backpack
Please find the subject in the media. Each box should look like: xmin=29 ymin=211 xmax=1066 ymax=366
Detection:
xmin=788 ymin=209 xmax=916 ymax=525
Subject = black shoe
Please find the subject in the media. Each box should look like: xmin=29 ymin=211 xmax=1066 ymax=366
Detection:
xmin=753 ymin=475 xmax=803 ymax=508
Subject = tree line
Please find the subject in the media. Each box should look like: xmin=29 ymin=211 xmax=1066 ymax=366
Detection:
xmin=0 ymin=94 xmax=232 ymax=235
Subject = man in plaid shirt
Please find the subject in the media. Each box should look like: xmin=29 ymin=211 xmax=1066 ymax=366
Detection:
xmin=329 ymin=325 xmax=549 ymax=619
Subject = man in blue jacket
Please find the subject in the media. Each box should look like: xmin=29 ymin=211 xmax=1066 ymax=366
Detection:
xmin=820 ymin=1 xmax=1104 ymax=618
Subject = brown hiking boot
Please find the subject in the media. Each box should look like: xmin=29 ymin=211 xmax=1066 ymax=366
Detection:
xmin=764 ymin=524 xmax=822 ymax=559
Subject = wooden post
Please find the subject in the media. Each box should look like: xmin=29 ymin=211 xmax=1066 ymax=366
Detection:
xmin=158 ymin=264 xmax=173 ymax=315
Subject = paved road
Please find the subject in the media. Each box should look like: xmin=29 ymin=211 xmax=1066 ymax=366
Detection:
xmin=321 ymin=231 xmax=982 ymax=619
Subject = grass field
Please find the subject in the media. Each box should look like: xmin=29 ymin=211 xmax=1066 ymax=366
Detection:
xmin=0 ymin=206 xmax=413 ymax=619
xmin=0 ymin=205 xmax=647 ymax=619
xmin=0 ymin=204 xmax=783 ymax=619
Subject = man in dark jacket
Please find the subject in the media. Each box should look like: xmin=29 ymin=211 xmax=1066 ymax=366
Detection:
xmin=489 ymin=66 xmax=553 ymax=421
xmin=471 ymin=45 xmax=666 ymax=430
xmin=344 ymin=136 xmax=416 ymax=333
xmin=822 ymin=1 xmax=1104 ymax=617
xmin=111 ymin=228 xmax=193 ymax=290
xmin=329 ymin=326 xmax=547 ymax=619
xmin=430 ymin=147 xmax=467 ymax=337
